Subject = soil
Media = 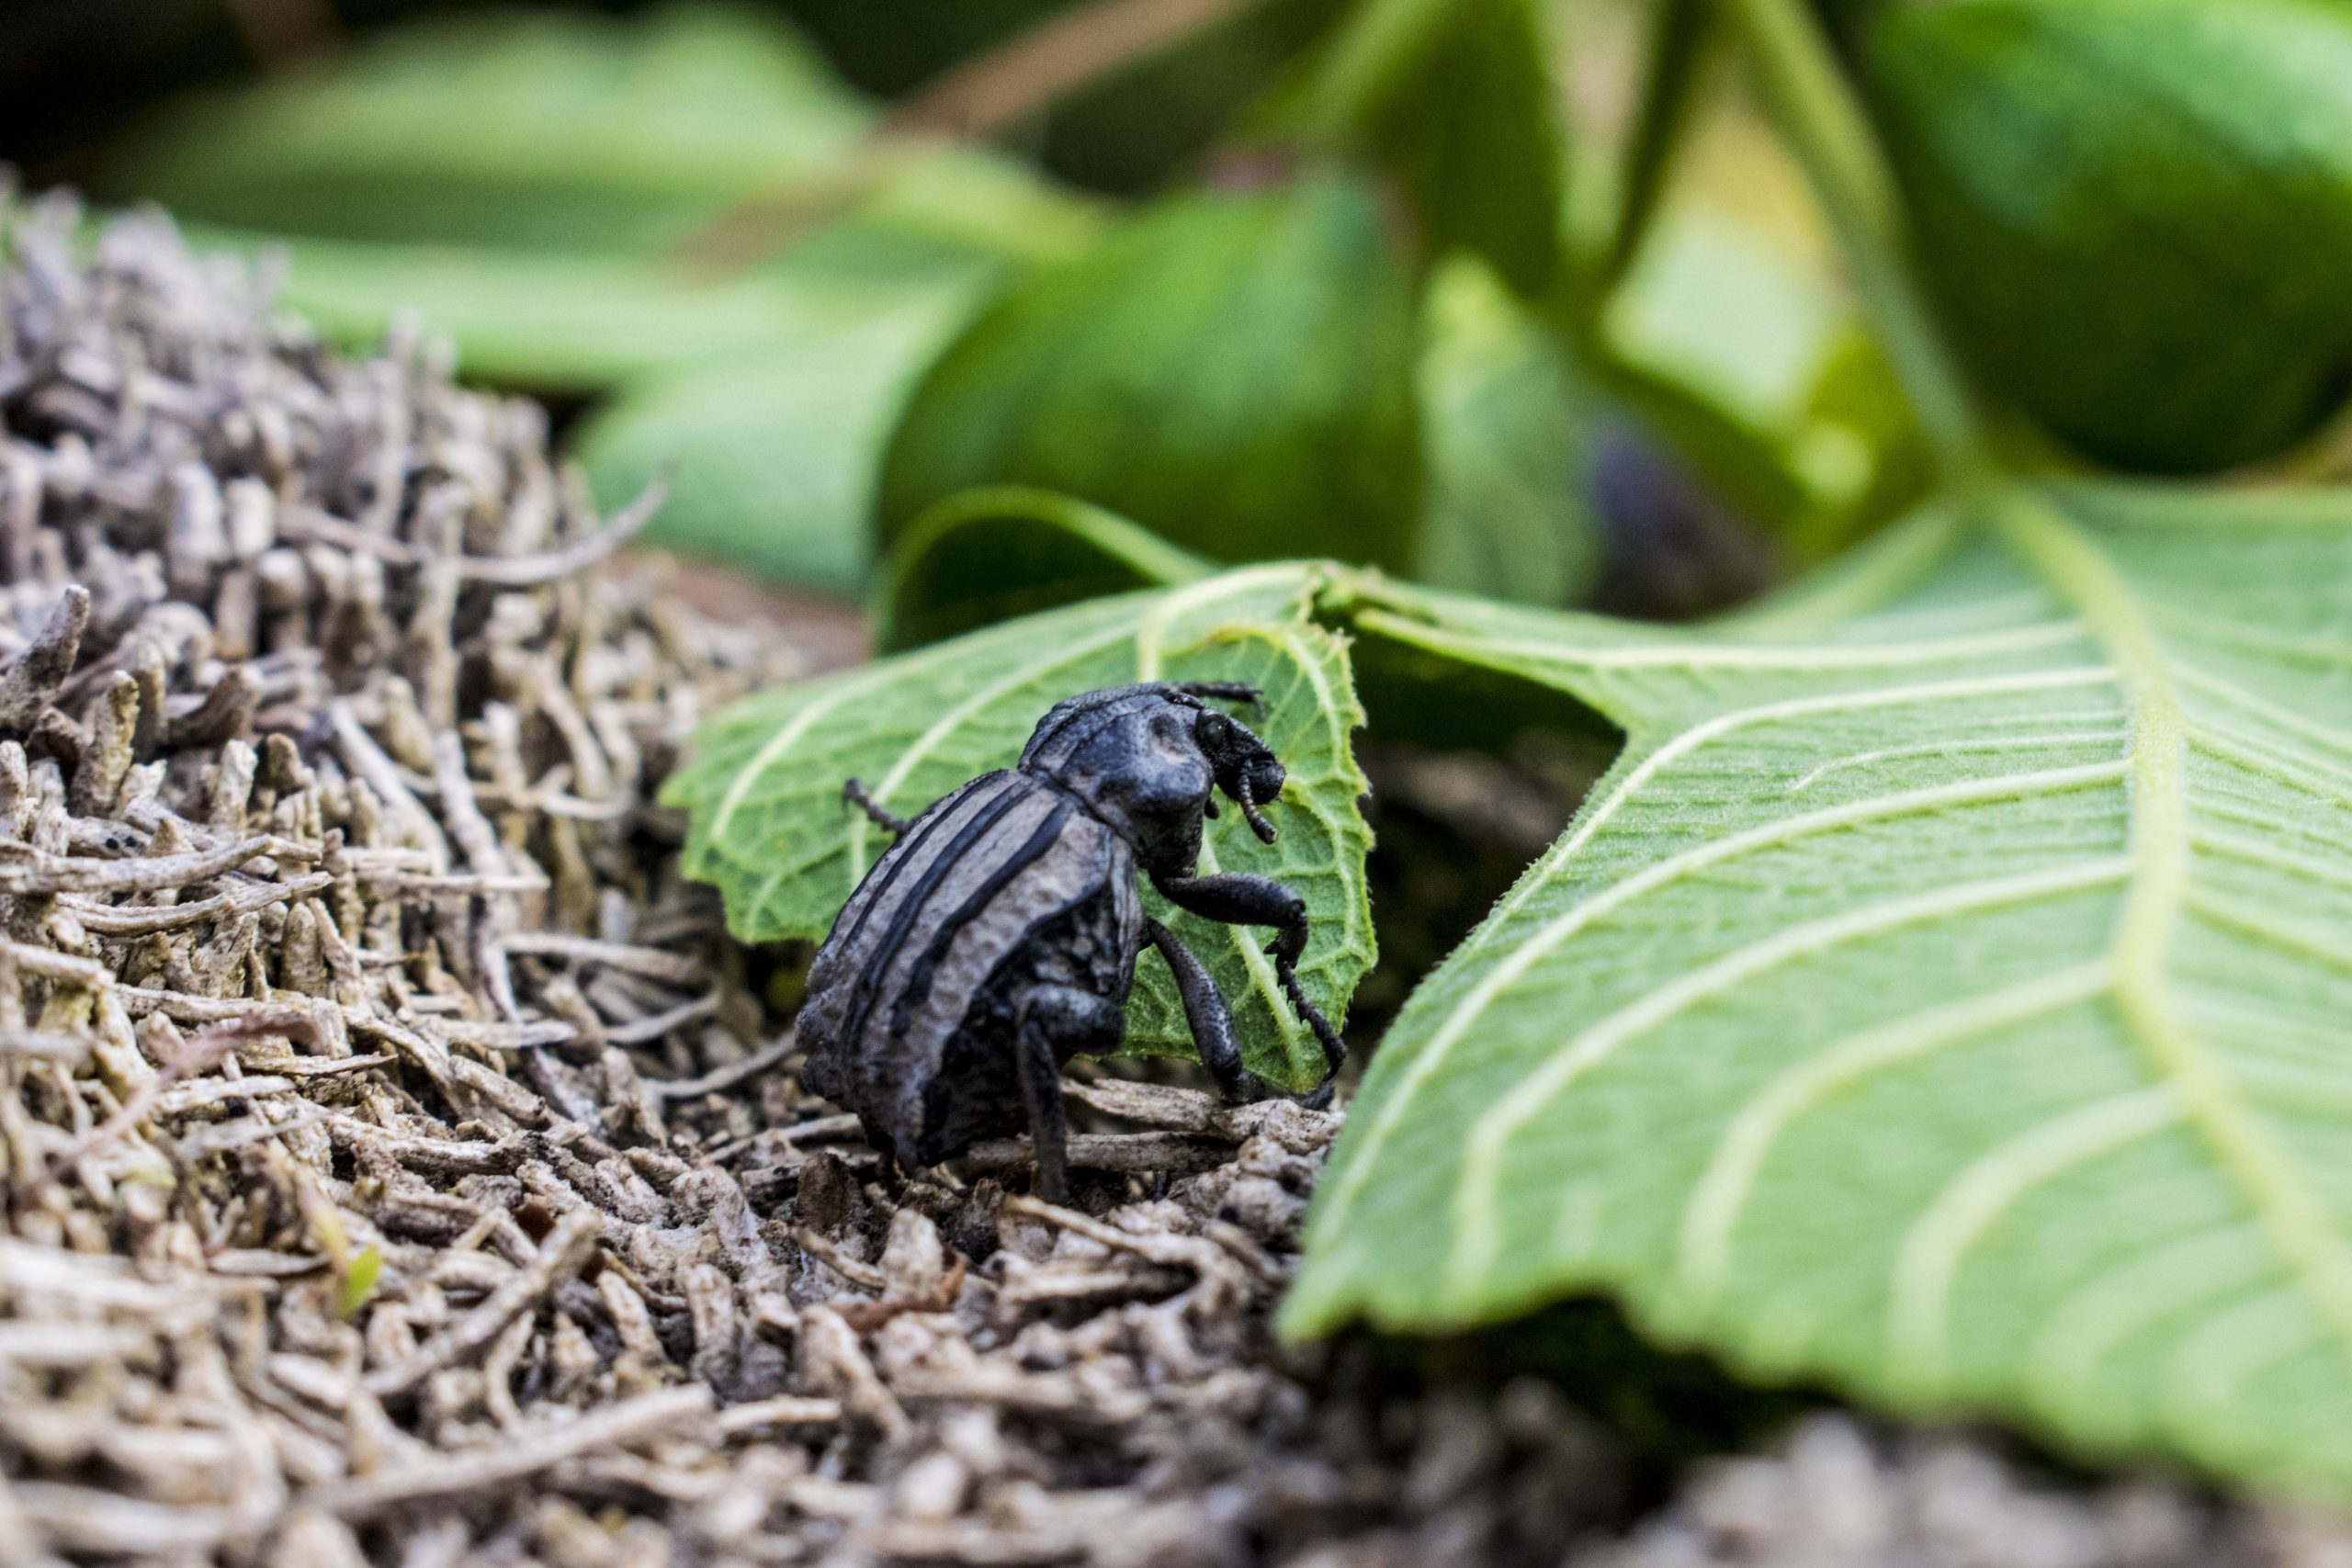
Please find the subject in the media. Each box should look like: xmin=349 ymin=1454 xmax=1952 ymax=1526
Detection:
xmin=3 ymin=190 xmax=2349 ymax=1568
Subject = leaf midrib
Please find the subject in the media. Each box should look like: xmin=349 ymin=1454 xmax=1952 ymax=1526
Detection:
xmin=1996 ymin=489 xmax=2352 ymax=1382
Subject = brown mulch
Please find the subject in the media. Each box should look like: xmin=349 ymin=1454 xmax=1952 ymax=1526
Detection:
xmin=4 ymin=190 xmax=2351 ymax=1568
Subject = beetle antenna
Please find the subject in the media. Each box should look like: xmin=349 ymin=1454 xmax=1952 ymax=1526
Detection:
xmin=1176 ymin=680 xmax=1263 ymax=712
xmin=1235 ymin=773 xmax=1278 ymax=844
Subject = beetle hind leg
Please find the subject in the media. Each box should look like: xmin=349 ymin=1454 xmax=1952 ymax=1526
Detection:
xmin=842 ymin=777 xmax=912 ymax=837
xmin=1171 ymin=680 xmax=1262 ymax=710
xmin=1012 ymin=985 xmax=1123 ymax=1203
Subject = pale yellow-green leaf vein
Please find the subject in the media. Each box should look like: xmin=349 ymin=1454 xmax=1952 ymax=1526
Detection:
xmin=1996 ymin=491 xmax=2352 ymax=1385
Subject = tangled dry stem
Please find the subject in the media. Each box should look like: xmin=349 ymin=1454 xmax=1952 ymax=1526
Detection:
xmin=3 ymin=191 xmax=2352 ymax=1568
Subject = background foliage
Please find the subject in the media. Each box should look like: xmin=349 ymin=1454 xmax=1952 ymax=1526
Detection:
xmin=12 ymin=0 xmax=1949 ymax=608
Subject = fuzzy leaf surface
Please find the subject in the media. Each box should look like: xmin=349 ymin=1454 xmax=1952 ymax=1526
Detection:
xmin=665 ymin=566 xmax=1372 ymax=1089
xmin=1290 ymin=485 xmax=2352 ymax=1497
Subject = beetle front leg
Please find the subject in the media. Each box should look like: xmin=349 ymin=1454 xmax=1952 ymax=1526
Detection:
xmin=1143 ymin=917 xmax=1258 ymax=1099
xmin=1150 ymin=872 xmax=1346 ymax=1080
xmin=1012 ymin=985 xmax=1123 ymax=1202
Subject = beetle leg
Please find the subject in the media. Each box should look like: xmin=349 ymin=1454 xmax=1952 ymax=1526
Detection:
xmin=1143 ymin=917 xmax=1256 ymax=1099
xmin=1172 ymin=681 xmax=1262 ymax=710
xmin=842 ymin=777 xmax=912 ymax=837
xmin=1150 ymin=873 xmax=1347 ymax=1081
xmin=1012 ymin=1016 xmax=1069 ymax=1204
xmin=1012 ymin=986 xmax=1123 ymax=1202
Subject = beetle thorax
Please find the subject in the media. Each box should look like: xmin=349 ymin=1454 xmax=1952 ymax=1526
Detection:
xmin=1020 ymin=695 xmax=1212 ymax=876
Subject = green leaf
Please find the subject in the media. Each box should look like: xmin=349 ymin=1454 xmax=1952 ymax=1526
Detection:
xmin=1290 ymin=482 xmax=2352 ymax=1498
xmin=573 ymin=243 xmax=1000 ymax=594
xmin=1265 ymin=0 xmax=1565 ymax=298
xmin=1035 ymin=0 xmax=1358 ymax=196
xmin=116 ymin=1 xmax=1108 ymax=265
xmin=663 ymin=566 xmax=1374 ymax=1089
xmin=1602 ymin=204 xmax=1927 ymax=545
xmin=1412 ymin=257 xmax=1602 ymax=606
xmin=188 ymin=220 xmax=1005 ymax=392
xmin=1608 ymin=207 xmax=1842 ymax=454
xmin=876 ymin=173 xmax=1423 ymax=573
xmin=111 ymin=5 xmax=869 ymax=253
xmin=1866 ymin=0 xmax=2352 ymax=474
xmin=875 ymin=488 xmax=1214 ymax=654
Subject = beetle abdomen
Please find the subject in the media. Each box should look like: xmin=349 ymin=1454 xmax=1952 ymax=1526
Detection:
xmin=800 ymin=770 xmax=1136 ymax=1159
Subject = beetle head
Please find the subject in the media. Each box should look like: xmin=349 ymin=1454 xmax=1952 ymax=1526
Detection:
xmin=1023 ymin=693 xmax=1213 ymax=871
xmin=1194 ymin=707 xmax=1285 ymax=844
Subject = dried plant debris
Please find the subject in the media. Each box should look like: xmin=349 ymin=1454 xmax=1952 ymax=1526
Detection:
xmin=0 ymin=189 xmax=2348 ymax=1568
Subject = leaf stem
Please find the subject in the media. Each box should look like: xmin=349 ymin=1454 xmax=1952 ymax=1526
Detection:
xmin=1719 ymin=0 xmax=1993 ymax=487
xmin=1603 ymin=0 xmax=1715 ymax=288
xmin=889 ymin=0 xmax=1272 ymax=140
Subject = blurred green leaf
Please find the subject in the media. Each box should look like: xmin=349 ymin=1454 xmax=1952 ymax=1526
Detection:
xmin=115 ymin=6 xmax=869 ymax=253
xmin=136 ymin=1 xmax=1109 ymax=603
xmin=575 ymin=253 xmax=998 ymax=595
xmin=844 ymin=145 xmax=1105 ymax=263
xmin=190 ymin=220 xmax=1004 ymax=392
xmin=782 ymin=0 xmax=1351 ymax=196
xmin=1601 ymin=204 xmax=1927 ymax=549
xmin=1609 ymin=207 xmax=1840 ymax=447
xmin=1264 ymin=0 xmax=1565 ymax=298
xmin=1794 ymin=332 xmax=1938 ymax=565
xmin=1039 ymin=0 xmax=1357 ymax=195
xmin=1866 ymin=0 xmax=2352 ymax=473
xmin=1414 ymin=257 xmax=1601 ymax=605
xmin=115 ymin=5 xmax=1100 ymax=269
xmin=877 ymin=172 xmax=1423 ymax=571
xmin=1605 ymin=0 xmax=1715 ymax=285
xmin=876 ymin=487 xmax=1213 ymax=653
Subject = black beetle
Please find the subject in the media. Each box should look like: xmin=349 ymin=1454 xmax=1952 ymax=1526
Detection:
xmin=797 ymin=681 xmax=1346 ymax=1201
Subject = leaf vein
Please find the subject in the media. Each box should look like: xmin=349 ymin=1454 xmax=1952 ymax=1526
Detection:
xmin=2001 ymin=491 xmax=2352 ymax=1393
xmin=1887 ymin=1086 xmax=2188 ymax=1389
xmin=1675 ymin=960 xmax=2115 ymax=1318
xmin=1437 ymin=855 xmax=2134 ymax=1315
xmin=1308 ymin=666 xmax=2125 ymax=1250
